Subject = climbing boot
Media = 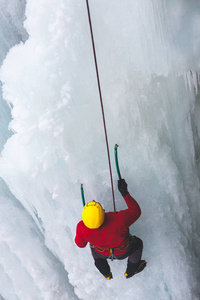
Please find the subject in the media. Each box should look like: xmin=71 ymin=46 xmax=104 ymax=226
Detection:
xmin=124 ymin=260 xmax=146 ymax=279
xmin=103 ymin=271 xmax=113 ymax=280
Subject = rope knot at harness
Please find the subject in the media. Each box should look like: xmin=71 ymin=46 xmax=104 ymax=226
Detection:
xmin=108 ymin=248 xmax=117 ymax=261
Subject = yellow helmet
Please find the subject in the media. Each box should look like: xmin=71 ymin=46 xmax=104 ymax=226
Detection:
xmin=82 ymin=201 xmax=105 ymax=229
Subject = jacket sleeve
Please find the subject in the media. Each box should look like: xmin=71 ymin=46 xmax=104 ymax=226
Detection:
xmin=121 ymin=193 xmax=141 ymax=228
xmin=75 ymin=221 xmax=88 ymax=248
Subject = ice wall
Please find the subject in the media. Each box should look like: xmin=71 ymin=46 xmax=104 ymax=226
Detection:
xmin=0 ymin=0 xmax=200 ymax=299
xmin=0 ymin=0 xmax=28 ymax=151
xmin=0 ymin=1 xmax=78 ymax=299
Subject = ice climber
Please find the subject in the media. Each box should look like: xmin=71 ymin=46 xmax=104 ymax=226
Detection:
xmin=75 ymin=179 xmax=146 ymax=280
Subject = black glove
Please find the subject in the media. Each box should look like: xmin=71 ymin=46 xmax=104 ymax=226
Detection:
xmin=118 ymin=179 xmax=128 ymax=196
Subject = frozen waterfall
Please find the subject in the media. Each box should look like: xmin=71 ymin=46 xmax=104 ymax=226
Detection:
xmin=0 ymin=0 xmax=200 ymax=299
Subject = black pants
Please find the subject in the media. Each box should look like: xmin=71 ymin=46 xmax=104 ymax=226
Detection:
xmin=91 ymin=236 xmax=143 ymax=276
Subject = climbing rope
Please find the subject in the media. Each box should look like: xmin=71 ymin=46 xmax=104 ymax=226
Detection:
xmin=85 ymin=0 xmax=116 ymax=212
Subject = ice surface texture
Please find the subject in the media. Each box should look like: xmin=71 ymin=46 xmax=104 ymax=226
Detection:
xmin=0 ymin=0 xmax=200 ymax=299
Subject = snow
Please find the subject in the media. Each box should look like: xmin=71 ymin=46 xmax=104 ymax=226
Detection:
xmin=0 ymin=0 xmax=200 ymax=299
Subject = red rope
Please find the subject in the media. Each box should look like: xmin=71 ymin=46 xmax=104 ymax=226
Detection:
xmin=85 ymin=0 xmax=116 ymax=212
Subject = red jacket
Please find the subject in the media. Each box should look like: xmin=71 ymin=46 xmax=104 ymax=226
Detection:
xmin=75 ymin=193 xmax=141 ymax=256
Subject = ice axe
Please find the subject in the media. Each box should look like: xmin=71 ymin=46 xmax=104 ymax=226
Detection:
xmin=114 ymin=144 xmax=122 ymax=180
xmin=80 ymin=184 xmax=86 ymax=207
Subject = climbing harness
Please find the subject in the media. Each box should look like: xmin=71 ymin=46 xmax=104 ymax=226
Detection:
xmin=90 ymin=234 xmax=132 ymax=261
xmin=85 ymin=0 xmax=116 ymax=212
xmin=90 ymin=244 xmax=116 ymax=261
